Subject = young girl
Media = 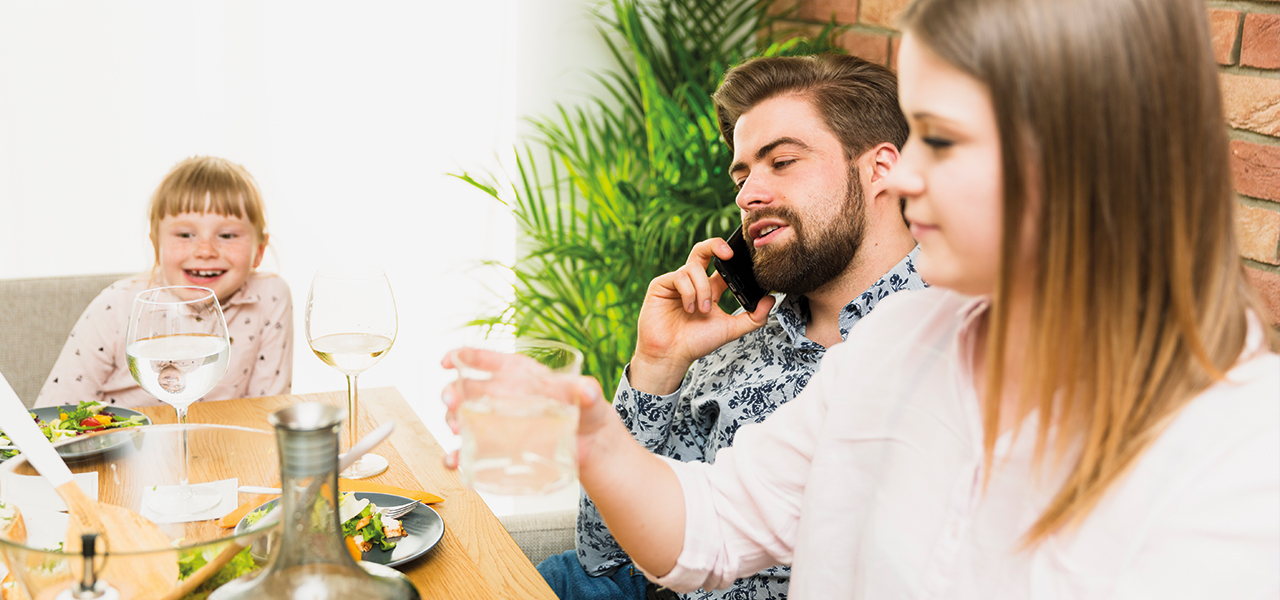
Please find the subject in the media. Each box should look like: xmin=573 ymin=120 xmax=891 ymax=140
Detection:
xmin=36 ymin=156 xmax=293 ymax=409
xmin=445 ymin=0 xmax=1278 ymax=596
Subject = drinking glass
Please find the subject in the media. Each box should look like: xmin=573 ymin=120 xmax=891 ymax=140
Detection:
xmin=126 ymin=286 xmax=230 ymax=516
xmin=451 ymin=338 xmax=582 ymax=496
xmin=305 ymin=265 xmax=397 ymax=479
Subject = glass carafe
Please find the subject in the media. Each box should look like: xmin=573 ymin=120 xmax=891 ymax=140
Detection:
xmin=210 ymin=403 xmax=420 ymax=600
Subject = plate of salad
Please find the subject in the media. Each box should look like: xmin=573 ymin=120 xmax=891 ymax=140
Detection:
xmin=236 ymin=491 xmax=444 ymax=568
xmin=0 ymin=401 xmax=150 ymax=462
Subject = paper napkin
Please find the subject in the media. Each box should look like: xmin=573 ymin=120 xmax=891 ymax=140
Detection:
xmin=139 ymin=478 xmax=239 ymax=524
xmin=0 ymin=472 xmax=97 ymax=513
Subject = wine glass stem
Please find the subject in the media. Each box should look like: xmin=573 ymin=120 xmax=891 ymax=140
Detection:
xmin=346 ymin=373 xmax=359 ymax=458
xmin=175 ymin=405 xmax=192 ymax=489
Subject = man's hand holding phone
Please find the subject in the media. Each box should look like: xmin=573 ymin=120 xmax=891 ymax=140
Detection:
xmin=629 ymin=234 xmax=775 ymax=396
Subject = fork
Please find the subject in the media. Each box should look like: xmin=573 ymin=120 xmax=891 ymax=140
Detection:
xmin=376 ymin=499 xmax=421 ymax=519
xmin=236 ymin=484 xmax=423 ymax=519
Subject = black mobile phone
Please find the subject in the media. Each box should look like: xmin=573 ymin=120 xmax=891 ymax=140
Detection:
xmin=713 ymin=225 xmax=768 ymax=312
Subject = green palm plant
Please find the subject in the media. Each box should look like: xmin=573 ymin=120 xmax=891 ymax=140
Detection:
xmin=454 ymin=0 xmax=842 ymax=396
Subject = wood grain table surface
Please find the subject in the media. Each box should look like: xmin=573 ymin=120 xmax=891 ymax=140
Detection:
xmin=139 ymin=387 xmax=557 ymax=600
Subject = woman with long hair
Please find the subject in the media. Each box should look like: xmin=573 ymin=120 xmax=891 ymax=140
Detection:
xmin=445 ymin=0 xmax=1278 ymax=596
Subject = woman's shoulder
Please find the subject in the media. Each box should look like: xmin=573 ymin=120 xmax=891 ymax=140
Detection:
xmin=839 ymin=287 xmax=976 ymax=347
xmin=821 ymin=288 xmax=976 ymax=382
xmin=867 ymin=286 xmax=969 ymax=316
xmin=1152 ymin=352 xmax=1279 ymax=465
xmin=1191 ymin=351 xmax=1280 ymax=424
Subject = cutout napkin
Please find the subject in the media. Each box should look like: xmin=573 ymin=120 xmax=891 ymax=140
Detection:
xmin=0 ymin=472 xmax=97 ymax=513
xmin=139 ymin=478 xmax=238 ymax=524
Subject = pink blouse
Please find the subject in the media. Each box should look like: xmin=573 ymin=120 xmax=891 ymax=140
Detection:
xmin=653 ymin=288 xmax=1279 ymax=599
xmin=35 ymin=272 xmax=294 ymax=409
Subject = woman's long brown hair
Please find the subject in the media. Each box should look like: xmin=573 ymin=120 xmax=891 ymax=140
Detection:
xmin=901 ymin=0 xmax=1266 ymax=545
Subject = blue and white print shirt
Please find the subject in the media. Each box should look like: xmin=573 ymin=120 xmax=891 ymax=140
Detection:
xmin=577 ymin=248 xmax=926 ymax=600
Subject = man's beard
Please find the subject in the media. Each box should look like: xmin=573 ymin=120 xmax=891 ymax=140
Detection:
xmin=747 ymin=172 xmax=866 ymax=296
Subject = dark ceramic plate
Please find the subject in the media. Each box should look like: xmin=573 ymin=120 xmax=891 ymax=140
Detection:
xmin=1 ymin=405 xmax=150 ymax=461
xmin=236 ymin=491 xmax=445 ymax=568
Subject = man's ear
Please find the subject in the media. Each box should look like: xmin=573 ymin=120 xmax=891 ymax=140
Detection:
xmin=869 ymin=142 xmax=899 ymax=184
xmin=859 ymin=142 xmax=900 ymax=203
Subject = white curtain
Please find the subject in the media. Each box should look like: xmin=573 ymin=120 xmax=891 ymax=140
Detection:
xmin=0 ymin=0 xmax=611 ymax=472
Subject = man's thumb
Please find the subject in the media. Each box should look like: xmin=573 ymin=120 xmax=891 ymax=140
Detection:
xmin=733 ymin=294 xmax=776 ymax=334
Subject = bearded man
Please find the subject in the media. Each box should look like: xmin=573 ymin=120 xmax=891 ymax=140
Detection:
xmin=538 ymin=53 xmax=926 ymax=600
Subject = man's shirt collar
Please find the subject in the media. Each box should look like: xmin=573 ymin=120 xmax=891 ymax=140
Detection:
xmin=774 ymin=247 xmax=924 ymax=350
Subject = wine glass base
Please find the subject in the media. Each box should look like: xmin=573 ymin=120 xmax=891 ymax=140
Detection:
xmin=146 ymin=484 xmax=222 ymax=517
xmin=341 ymin=453 xmax=389 ymax=479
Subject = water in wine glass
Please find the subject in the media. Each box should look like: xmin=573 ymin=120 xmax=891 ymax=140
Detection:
xmin=309 ymin=333 xmax=393 ymax=375
xmin=127 ymin=334 xmax=230 ymax=408
xmin=306 ymin=265 xmax=397 ymax=479
xmin=127 ymin=286 xmax=230 ymax=517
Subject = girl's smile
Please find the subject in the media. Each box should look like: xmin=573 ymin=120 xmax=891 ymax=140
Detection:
xmin=155 ymin=210 xmax=267 ymax=304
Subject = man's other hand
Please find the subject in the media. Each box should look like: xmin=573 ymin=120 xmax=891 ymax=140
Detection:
xmin=629 ymin=237 xmax=776 ymax=395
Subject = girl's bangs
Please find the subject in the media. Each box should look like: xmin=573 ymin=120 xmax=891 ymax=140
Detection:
xmin=161 ymin=190 xmax=249 ymax=220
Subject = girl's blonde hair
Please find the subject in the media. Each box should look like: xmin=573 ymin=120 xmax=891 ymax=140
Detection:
xmin=901 ymin=0 xmax=1266 ymax=545
xmin=148 ymin=156 xmax=267 ymax=264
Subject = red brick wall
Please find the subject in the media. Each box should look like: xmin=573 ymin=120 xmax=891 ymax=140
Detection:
xmin=777 ymin=0 xmax=1280 ymax=331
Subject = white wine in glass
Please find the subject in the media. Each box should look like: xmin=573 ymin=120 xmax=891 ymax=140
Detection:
xmin=126 ymin=286 xmax=230 ymax=516
xmin=306 ymin=265 xmax=397 ymax=479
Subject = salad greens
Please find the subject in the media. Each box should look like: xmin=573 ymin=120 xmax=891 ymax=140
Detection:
xmin=0 ymin=401 xmax=147 ymax=460
xmin=177 ymin=546 xmax=257 ymax=600
xmin=242 ymin=493 xmax=399 ymax=554
xmin=244 ymin=506 xmax=271 ymax=528
xmin=341 ymin=499 xmax=396 ymax=552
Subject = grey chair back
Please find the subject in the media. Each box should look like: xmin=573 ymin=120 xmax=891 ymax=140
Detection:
xmin=0 ymin=273 xmax=130 ymax=407
xmin=498 ymin=508 xmax=578 ymax=567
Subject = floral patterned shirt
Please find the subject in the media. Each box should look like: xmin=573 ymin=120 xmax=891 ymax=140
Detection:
xmin=577 ymin=248 xmax=925 ymax=600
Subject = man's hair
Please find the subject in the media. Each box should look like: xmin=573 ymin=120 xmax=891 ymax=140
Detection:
xmin=147 ymin=156 xmax=267 ymax=264
xmin=712 ymin=54 xmax=909 ymax=158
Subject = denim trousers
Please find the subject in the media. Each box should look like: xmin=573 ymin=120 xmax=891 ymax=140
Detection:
xmin=538 ymin=550 xmax=649 ymax=600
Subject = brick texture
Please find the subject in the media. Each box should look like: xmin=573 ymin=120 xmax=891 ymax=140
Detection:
xmin=1237 ymin=204 xmax=1280 ymax=264
xmin=797 ymin=0 xmax=858 ymax=23
xmin=1208 ymin=9 xmax=1242 ymax=65
xmin=838 ymin=29 xmax=891 ymax=65
xmin=780 ymin=0 xmax=1279 ymax=313
xmin=1245 ymin=267 xmax=1280 ymax=327
xmin=1241 ymin=13 xmax=1280 ymax=69
xmin=1232 ymin=140 xmax=1280 ymax=203
xmin=860 ymin=0 xmax=911 ymax=29
xmin=1220 ymin=74 xmax=1280 ymax=137
xmin=768 ymin=0 xmax=801 ymax=18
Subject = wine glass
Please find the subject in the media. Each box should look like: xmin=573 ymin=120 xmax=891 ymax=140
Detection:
xmin=126 ymin=286 xmax=230 ymax=516
xmin=305 ymin=265 xmax=397 ymax=479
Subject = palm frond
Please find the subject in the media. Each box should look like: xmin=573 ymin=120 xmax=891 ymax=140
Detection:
xmin=451 ymin=0 xmax=842 ymax=396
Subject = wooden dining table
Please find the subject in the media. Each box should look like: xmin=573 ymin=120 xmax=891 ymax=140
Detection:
xmin=138 ymin=387 xmax=557 ymax=600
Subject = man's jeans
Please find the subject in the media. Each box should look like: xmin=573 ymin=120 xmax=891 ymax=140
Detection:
xmin=538 ymin=550 xmax=648 ymax=600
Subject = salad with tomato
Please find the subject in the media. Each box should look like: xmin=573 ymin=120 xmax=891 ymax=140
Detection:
xmin=0 ymin=400 xmax=147 ymax=460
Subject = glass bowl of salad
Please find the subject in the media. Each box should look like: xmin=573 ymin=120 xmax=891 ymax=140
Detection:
xmin=0 ymin=424 xmax=280 ymax=600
